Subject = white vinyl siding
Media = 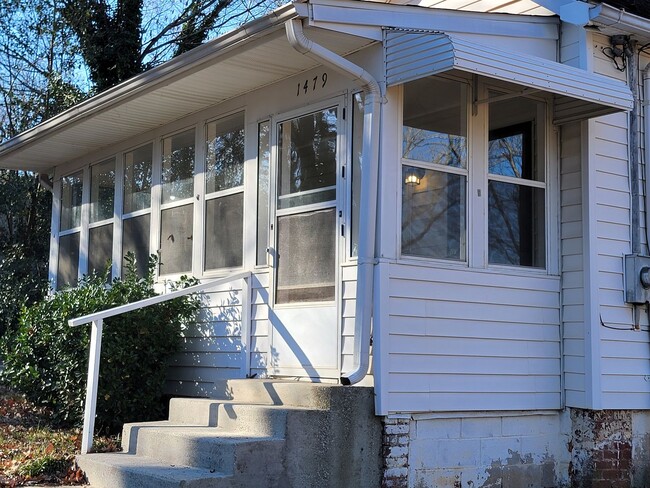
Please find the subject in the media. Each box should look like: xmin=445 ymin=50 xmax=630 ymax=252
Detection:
xmin=341 ymin=265 xmax=358 ymax=373
xmin=560 ymin=122 xmax=586 ymax=407
xmin=589 ymin=35 xmax=650 ymax=409
xmin=385 ymin=263 xmax=561 ymax=413
xmin=250 ymin=271 xmax=270 ymax=379
xmin=165 ymin=279 xmax=247 ymax=397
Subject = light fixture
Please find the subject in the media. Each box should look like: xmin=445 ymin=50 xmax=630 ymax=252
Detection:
xmin=404 ymin=168 xmax=421 ymax=186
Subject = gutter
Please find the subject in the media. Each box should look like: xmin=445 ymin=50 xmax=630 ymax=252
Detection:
xmin=590 ymin=3 xmax=650 ymax=39
xmin=285 ymin=19 xmax=381 ymax=385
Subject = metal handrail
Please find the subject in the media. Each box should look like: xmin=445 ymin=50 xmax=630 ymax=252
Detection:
xmin=69 ymin=270 xmax=252 ymax=454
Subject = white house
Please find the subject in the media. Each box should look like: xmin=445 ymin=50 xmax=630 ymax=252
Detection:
xmin=3 ymin=0 xmax=650 ymax=486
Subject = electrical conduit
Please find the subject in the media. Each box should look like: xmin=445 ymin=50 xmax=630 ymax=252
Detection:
xmin=285 ymin=19 xmax=381 ymax=385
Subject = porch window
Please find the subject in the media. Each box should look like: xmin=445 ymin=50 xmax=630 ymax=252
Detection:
xmin=159 ymin=129 xmax=195 ymax=276
xmin=204 ymin=113 xmax=244 ymax=271
xmin=123 ymin=143 xmax=152 ymax=277
xmin=350 ymin=92 xmax=363 ymax=257
xmin=89 ymin=158 xmax=115 ymax=277
xmin=488 ymin=97 xmax=546 ymax=268
xmin=401 ymin=77 xmax=468 ymax=261
xmin=257 ymin=120 xmax=270 ymax=266
xmin=57 ymin=171 xmax=83 ymax=289
xmin=400 ymin=77 xmax=547 ymax=270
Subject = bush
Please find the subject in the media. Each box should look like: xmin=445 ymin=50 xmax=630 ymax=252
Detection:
xmin=0 ymin=255 xmax=200 ymax=434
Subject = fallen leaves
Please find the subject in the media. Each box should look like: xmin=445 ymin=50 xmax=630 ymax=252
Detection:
xmin=0 ymin=385 xmax=118 ymax=487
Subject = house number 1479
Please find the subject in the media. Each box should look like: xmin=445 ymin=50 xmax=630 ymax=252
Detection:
xmin=297 ymin=73 xmax=328 ymax=96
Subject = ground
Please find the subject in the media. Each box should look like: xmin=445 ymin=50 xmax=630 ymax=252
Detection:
xmin=0 ymin=384 xmax=117 ymax=487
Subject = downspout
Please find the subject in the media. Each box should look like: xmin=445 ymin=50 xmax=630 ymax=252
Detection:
xmin=628 ymin=40 xmax=641 ymax=255
xmin=643 ymin=62 xmax=650 ymax=254
xmin=285 ymin=19 xmax=381 ymax=385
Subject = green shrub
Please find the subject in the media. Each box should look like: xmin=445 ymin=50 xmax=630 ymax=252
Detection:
xmin=0 ymin=255 xmax=200 ymax=434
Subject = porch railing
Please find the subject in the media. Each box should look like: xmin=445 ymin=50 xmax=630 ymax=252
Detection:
xmin=68 ymin=271 xmax=252 ymax=454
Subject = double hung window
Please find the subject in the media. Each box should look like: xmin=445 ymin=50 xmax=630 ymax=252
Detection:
xmin=401 ymin=76 xmax=547 ymax=270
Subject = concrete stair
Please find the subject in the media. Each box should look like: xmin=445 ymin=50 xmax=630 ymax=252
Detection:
xmin=77 ymin=379 xmax=382 ymax=488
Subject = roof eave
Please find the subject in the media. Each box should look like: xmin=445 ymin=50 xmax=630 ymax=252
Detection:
xmin=0 ymin=3 xmax=298 ymax=173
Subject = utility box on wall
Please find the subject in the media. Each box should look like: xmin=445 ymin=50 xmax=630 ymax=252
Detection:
xmin=624 ymin=254 xmax=650 ymax=304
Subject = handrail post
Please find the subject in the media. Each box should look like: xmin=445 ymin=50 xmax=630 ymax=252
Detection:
xmin=81 ymin=318 xmax=103 ymax=454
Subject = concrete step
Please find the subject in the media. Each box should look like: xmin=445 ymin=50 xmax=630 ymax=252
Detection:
xmin=211 ymin=378 xmax=363 ymax=410
xmin=167 ymin=398 xmax=321 ymax=435
xmin=121 ymin=423 xmax=285 ymax=474
xmin=76 ymin=452 xmax=230 ymax=488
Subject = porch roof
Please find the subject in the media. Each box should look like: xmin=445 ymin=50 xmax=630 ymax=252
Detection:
xmin=385 ymin=30 xmax=633 ymax=124
xmin=0 ymin=4 xmax=375 ymax=174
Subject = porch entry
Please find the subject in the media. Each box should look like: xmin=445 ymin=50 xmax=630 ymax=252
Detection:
xmin=268 ymin=100 xmax=343 ymax=379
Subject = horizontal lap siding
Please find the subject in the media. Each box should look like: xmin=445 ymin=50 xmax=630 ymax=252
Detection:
xmin=341 ymin=265 xmax=358 ymax=373
xmin=386 ymin=263 xmax=561 ymax=413
xmin=165 ymin=281 xmax=245 ymax=397
xmin=592 ymin=38 xmax=650 ymax=409
xmin=250 ymin=272 xmax=270 ymax=378
xmin=561 ymin=122 xmax=586 ymax=406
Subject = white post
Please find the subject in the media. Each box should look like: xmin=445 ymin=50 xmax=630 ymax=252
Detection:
xmin=81 ymin=318 xmax=103 ymax=454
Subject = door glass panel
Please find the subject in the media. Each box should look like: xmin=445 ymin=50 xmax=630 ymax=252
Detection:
xmin=162 ymin=129 xmax=195 ymax=204
xmin=159 ymin=204 xmax=193 ymax=275
xmin=276 ymin=208 xmax=336 ymax=304
xmin=205 ymin=193 xmax=243 ymax=270
xmin=277 ymin=108 xmax=337 ymax=210
xmin=89 ymin=223 xmax=113 ymax=277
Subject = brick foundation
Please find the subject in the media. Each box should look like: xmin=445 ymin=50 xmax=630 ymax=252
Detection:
xmin=382 ymin=417 xmax=410 ymax=488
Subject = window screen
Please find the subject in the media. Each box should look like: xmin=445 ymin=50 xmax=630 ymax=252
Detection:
xmin=90 ymin=158 xmax=115 ymax=223
xmin=159 ymin=204 xmax=193 ymax=275
xmin=257 ymin=121 xmax=270 ymax=266
xmin=89 ymin=224 xmax=113 ymax=277
xmin=60 ymin=172 xmax=83 ymax=231
xmin=124 ymin=143 xmax=152 ymax=214
xmin=57 ymin=233 xmax=80 ymax=289
xmin=162 ymin=129 xmax=195 ymax=204
xmin=205 ymin=193 xmax=243 ymax=270
xmin=276 ymin=208 xmax=336 ymax=304
xmin=122 ymin=214 xmax=150 ymax=278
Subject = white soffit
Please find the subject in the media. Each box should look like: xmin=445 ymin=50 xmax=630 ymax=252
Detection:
xmin=360 ymin=0 xmax=554 ymax=15
xmin=0 ymin=8 xmax=374 ymax=173
xmin=385 ymin=30 xmax=633 ymax=124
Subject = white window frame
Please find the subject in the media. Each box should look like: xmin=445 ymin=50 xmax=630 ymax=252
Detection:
xmin=398 ymin=75 xmax=559 ymax=276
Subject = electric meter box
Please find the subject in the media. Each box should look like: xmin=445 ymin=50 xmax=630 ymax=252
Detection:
xmin=624 ymin=254 xmax=650 ymax=304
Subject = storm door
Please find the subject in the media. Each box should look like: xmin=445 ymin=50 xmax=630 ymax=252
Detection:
xmin=269 ymin=102 xmax=342 ymax=379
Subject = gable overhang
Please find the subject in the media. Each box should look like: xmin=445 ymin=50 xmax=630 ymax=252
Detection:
xmin=385 ymin=30 xmax=633 ymax=124
xmin=0 ymin=4 xmax=375 ymax=174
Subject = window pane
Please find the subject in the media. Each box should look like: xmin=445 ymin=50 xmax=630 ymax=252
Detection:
xmin=159 ymin=204 xmax=193 ymax=275
xmin=162 ymin=129 xmax=195 ymax=204
xmin=351 ymin=92 xmax=364 ymax=257
xmin=403 ymin=77 xmax=467 ymax=168
xmin=90 ymin=159 xmax=115 ymax=223
xmin=402 ymin=165 xmax=466 ymax=260
xmin=276 ymin=208 xmax=336 ymax=304
xmin=89 ymin=224 xmax=113 ymax=277
xmin=60 ymin=172 xmax=83 ymax=231
xmin=206 ymin=113 xmax=244 ymax=194
xmin=489 ymin=97 xmax=544 ymax=182
xmin=205 ymin=193 xmax=243 ymax=270
xmin=124 ymin=143 xmax=152 ymax=214
xmin=257 ymin=121 xmax=270 ymax=266
xmin=278 ymin=108 xmax=337 ymax=209
xmin=488 ymin=182 xmax=545 ymax=268
xmin=122 ymin=214 xmax=150 ymax=279
xmin=57 ymin=232 xmax=79 ymax=289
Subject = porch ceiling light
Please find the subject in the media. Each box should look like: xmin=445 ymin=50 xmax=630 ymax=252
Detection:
xmin=405 ymin=171 xmax=420 ymax=186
